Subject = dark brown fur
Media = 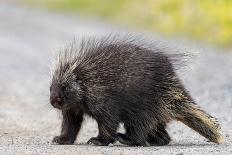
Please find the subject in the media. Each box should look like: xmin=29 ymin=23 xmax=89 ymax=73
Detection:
xmin=50 ymin=35 xmax=223 ymax=146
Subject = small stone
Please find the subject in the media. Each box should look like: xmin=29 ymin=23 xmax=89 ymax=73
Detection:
xmin=108 ymin=143 xmax=114 ymax=146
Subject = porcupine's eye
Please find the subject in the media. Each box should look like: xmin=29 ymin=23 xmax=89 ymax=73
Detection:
xmin=61 ymin=85 xmax=69 ymax=96
xmin=61 ymin=85 xmax=66 ymax=91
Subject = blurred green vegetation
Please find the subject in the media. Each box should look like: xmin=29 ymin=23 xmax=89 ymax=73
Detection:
xmin=25 ymin=0 xmax=232 ymax=48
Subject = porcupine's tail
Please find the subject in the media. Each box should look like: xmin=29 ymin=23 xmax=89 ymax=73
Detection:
xmin=170 ymin=100 xmax=224 ymax=144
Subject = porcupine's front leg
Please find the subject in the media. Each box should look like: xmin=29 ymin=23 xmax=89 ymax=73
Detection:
xmin=52 ymin=109 xmax=83 ymax=145
xmin=87 ymin=119 xmax=118 ymax=146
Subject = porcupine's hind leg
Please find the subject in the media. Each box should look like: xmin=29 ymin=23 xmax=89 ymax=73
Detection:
xmin=117 ymin=122 xmax=149 ymax=146
xmin=117 ymin=122 xmax=170 ymax=146
xmin=87 ymin=117 xmax=119 ymax=146
xmin=147 ymin=122 xmax=171 ymax=146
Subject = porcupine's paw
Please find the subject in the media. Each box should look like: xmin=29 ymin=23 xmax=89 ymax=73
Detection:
xmin=147 ymin=129 xmax=171 ymax=146
xmin=147 ymin=134 xmax=170 ymax=146
xmin=52 ymin=135 xmax=74 ymax=145
xmin=87 ymin=137 xmax=115 ymax=146
xmin=117 ymin=133 xmax=148 ymax=146
xmin=87 ymin=137 xmax=104 ymax=146
xmin=117 ymin=133 xmax=132 ymax=145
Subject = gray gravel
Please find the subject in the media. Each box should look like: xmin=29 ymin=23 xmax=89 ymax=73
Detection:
xmin=0 ymin=2 xmax=232 ymax=155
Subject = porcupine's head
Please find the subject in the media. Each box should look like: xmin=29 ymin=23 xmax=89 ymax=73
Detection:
xmin=50 ymin=50 xmax=84 ymax=110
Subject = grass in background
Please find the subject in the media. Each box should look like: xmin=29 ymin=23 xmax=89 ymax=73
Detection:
xmin=25 ymin=0 xmax=232 ymax=48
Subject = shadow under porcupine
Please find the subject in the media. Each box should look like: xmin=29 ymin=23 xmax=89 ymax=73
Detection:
xmin=50 ymin=35 xmax=223 ymax=146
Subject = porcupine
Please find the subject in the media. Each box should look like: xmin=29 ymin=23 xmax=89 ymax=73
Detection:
xmin=50 ymin=35 xmax=224 ymax=146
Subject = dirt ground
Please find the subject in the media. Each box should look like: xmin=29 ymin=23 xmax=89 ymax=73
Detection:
xmin=0 ymin=2 xmax=232 ymax=155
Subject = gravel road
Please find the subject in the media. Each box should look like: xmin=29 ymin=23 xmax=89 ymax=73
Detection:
xmin=0 ymin=2 xmax=232 ymax=155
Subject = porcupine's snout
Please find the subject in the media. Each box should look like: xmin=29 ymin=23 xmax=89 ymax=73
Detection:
xmin=50 ymin=90 xmax=64 ymax=109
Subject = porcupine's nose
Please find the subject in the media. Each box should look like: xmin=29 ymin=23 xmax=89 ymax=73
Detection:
xmin=50 ymin=95 xmax=63 ymax=109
